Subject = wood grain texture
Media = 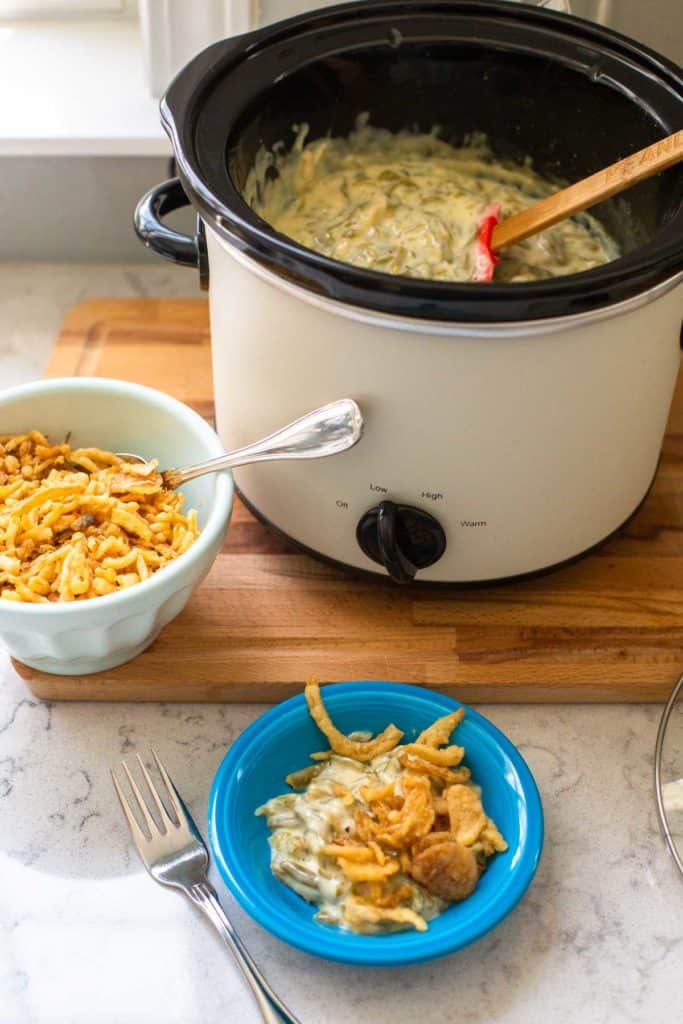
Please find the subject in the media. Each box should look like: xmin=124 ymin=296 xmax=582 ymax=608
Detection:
xmin=14 ymin=298 xmax=683 ymax=702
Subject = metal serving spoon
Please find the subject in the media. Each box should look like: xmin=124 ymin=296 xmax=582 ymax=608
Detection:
xmin=117 ymin=398 xmax=363 ymax=489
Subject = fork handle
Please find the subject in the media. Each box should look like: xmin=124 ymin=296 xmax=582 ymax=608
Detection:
xmin=189 ymin=881 xmax=303 ymax=1024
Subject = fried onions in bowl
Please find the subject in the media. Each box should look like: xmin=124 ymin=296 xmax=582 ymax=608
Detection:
xmin=0 ymin=431 xmax=199 ymax=603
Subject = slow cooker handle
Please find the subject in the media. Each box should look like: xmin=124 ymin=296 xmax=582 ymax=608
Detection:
xmin=134 ymin=178 xmax=209 ymax=289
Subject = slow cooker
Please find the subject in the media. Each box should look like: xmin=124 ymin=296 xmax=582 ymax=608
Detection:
xmin=135 ymin=0 xmax=683 ymax=584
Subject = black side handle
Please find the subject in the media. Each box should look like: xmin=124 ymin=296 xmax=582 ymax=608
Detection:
xmin=134 ymin=178 xmax=209 ymax=289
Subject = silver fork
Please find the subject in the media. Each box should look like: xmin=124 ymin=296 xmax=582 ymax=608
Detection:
xmin=111 ymin=751 xmax=302 ymax=1024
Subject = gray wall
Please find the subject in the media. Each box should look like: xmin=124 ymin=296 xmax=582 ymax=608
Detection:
xmin=0 ymin=155 xmax=197 ymax=263
xmin=571 ymin=0 xmax=682 ymax=62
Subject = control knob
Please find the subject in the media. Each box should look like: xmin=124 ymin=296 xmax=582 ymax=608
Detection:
xmin=356 ymin=500 xmax=447 ymax=583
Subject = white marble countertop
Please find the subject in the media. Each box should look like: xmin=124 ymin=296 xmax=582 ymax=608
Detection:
xmin=1 ymin=265 xmax=682 ymax=1024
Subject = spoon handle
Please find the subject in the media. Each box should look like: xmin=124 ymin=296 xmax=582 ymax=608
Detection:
xmin=164 ymin=398 xmax=363 ymax=489
xmin=491 ymin=129 xmax=683 ymax=251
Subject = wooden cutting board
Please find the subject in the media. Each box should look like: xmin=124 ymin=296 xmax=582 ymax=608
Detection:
xmin=15 ymin=298 xmax=683 ymax=703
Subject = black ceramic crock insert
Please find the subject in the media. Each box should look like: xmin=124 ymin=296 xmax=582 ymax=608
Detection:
xmin=161 ymin=0 xmax=682 ymax=323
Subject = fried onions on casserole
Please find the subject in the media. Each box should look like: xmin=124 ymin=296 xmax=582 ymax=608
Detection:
xmin=257 ymin=678 xmax=508 ymax=934
xmin=0 ymin=430 xmax=199 ymax=603
xmin=304 ymin=675 xmax=404 ymax=762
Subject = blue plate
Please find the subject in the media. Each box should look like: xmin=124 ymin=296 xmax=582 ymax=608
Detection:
xmin=208 ymin=682 xmax=543 ymax=966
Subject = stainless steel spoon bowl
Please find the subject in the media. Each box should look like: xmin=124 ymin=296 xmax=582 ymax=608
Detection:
xmin=118 ymin=398 xmax=363 ymax=489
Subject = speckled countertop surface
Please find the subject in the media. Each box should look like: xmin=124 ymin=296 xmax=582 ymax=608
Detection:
xmin=1 ymin=265 xmax=681 ymax=1024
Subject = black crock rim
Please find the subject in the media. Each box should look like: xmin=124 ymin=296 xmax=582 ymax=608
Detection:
xmin=160 ymin=0 xmax=683 ymax=324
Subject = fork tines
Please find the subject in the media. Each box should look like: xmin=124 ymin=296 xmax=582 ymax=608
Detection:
xmin=111 ymin=750 xmax=184 ymax=853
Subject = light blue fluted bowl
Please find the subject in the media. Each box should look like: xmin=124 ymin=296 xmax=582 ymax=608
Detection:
xmin=0 ymin=377 xmax=232 ymax=674
xmin=208 ymin=682 xmax=544 ymax=966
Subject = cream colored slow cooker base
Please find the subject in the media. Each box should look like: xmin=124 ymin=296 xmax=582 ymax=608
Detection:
xmin=206 ymin=226 xmax=682 ymax=582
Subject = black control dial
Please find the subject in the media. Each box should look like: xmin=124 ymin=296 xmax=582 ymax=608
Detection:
xmin=356 ymin=501 xmax=447 ymax=583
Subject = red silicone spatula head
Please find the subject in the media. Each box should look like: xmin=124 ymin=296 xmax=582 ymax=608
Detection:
xmin=473 ymin=202 xmax=501 ymax=282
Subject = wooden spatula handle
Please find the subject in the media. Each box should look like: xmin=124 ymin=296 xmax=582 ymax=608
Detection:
xmin=491 ymin=129 xmax=683 ymax=252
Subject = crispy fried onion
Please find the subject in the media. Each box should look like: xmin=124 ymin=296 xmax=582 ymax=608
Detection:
xmin=359 ymin=781 xmax=395 ymax=803
xmin=363 ymin=880 xmax=414 ymax=908
xmin=415 ymin=708 xmax=465 ymax=747
xmin=343 ymin=895 xmax=428 ymax=933
xmin=354 ymin=774 xmax=435 ymax=848
xmin=304 ymin=676 xmax=403 ymax=762
xmin=321 ymin=843 xmax=374 ymax=862
xmin=446 ymin=784 xmax=487 ymax=847
xmin=339 ymin=858 xmax=400 ymax=883
xmin=402 ymin=742 xmax=465 ymax=767
xmin=399 ymin=752 xmax=471 ymax=785
xmin=475 ymin=818 xmax=508 ymax=856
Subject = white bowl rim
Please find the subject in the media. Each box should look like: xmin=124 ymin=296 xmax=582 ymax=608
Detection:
xmin=0 ymin=376 xmax=233 ymax=615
